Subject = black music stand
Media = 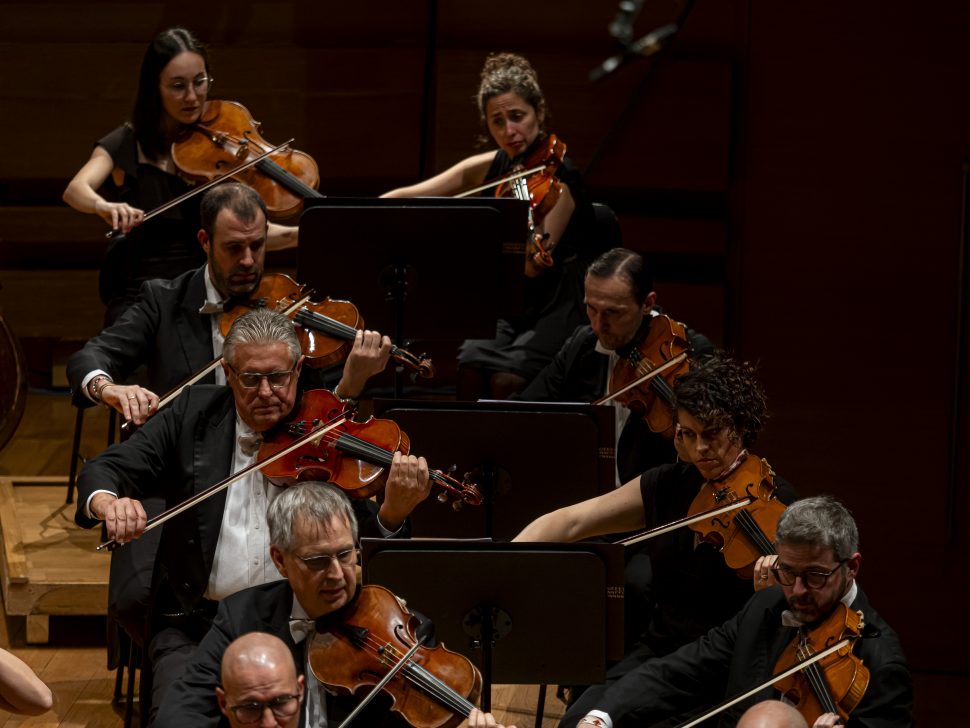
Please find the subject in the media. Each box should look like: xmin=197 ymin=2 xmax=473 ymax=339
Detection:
xmin=361 ymin=539 xmax=624 ymax=721
xmin=298 ymin=197 xmax=529 ymax=338
xmin=372 ymin=400 xmax=616 ymax=540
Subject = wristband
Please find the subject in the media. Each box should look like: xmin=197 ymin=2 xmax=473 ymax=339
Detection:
xmin=89 ymin=375 xmax=113 ymax=403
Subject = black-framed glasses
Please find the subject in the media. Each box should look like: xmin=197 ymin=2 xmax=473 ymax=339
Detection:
xmin=298 ymin=547 xmax=359 ymax=571
xmin=771 ymin=558 xmax=848 ymax=589
xmin=227 ymin=363 xmax=296 ymax=389
xmin=162 ymin=75 xmax=213 ymax=96
xmin=228 ymin=694 xmax=300 ymax=724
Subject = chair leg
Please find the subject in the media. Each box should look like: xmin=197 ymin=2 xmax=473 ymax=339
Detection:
xmin=535 ymin=683 xmax=547 ymax=728
xmin=125 ymin=641 xmax=138 ymax=728
xmin=66 ymin=407 xmax=84 ymax=504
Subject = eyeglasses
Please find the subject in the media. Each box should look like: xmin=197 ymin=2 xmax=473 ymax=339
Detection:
xmin=299 ymin=547 xmax=359 ymax=571
xmin=228 ymin=694 xmax=300 ymax=724
xmin=227 ymin=363 xmax=296 ymax=390
xmin=771 ymin=558 xmax=848 ymax=589
xmin=162 ymin=75 xmax=212 ymax=97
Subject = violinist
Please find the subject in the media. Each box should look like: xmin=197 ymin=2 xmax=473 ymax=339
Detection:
xmin=567 ymin=497 xmax=913 ymax=727
xmin=67 ymin=183 xmax=389 ymax=652
xmin=515 ymin=247 xmax=713 ymax=483
xmin=513 ymin=354 xmax=795 ymax=723
xmin=74 ymin=308 xmax=431 ymax=719
xmin=382 ymin=52 xmax=601 ymax=399
xmin=159 ymin=483 xmax=515 ymax=728
xmin=62 ymin=27 xmax=297 ymax=324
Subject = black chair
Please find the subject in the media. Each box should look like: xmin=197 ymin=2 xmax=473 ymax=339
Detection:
xmin=66 ymin=405 xmax=116 ymax=504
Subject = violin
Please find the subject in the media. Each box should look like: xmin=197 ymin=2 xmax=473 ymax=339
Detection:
xmin=498 ymin=134 xmax=567 ymax=276
xmin=310 ymin=584 xmax=482 ymax=728
xmin=494 ymin=133 xmax=566 ymax=224
xmin=172 ymin=99 xmax=323 ymax=220
xmin=605 ymin=313 xmax=692 ymax=437
xmin=773 ymin=603 xmax=870 ymax=725
xmin=219 ymin=273 xmax=434 ymax=377
xmin=100 ymin=388 xmax=479 ymax=551
xmin=122 ymin=272 xmax=432 ymax=431
xmin=687 ymin=454 xmax=787 ymax=579
xmin=258 ymin=389 xmax=482 ymax=508
xmin=677 ymin=603 xmax=868 ymax=728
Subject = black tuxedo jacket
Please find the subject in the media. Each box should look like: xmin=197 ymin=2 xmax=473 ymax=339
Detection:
xmin=154 ymin=580 xmax=406 ymax=728
xmin=75 ymin=385 xmax=391 ymax=614
xmin=596 ymin=586 xmax=913 ymax=727
xmin=67 ymin=266 xmax=215 ymax=407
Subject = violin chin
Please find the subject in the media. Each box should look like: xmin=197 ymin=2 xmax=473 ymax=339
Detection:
xmin=356 ymin=461 xmax=384 ymax=484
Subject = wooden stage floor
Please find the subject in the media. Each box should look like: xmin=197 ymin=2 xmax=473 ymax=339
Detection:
xmin=0 ymin=391 xmax=566 ymax=726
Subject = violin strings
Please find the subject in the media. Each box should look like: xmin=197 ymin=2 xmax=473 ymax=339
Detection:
xmin=296 ymin=309 xmax=358 ymax=341
xmin=342 ymin=631 xmax=476 ymax=715
xmin=294 ymin=309 xmax=412 ymax=364
xmin=734 ymin=507 xmax=775 ymax=555
xmin=796 ymin=642 xmax=840 ymax=715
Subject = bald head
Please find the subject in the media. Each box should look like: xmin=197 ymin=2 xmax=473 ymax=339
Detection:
xmin=217 ymin=632 xmax=304 ymax=728
xmin=737 ymin=700 xmax=809 ymax=728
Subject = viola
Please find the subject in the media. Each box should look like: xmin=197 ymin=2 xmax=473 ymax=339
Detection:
xmin=677 ymin=604 xmax=868 ymax=728
xmin=310 ymin=584 xmax=482 ymax=728
xmin=494 ymin=133 xmax=567 ymax=225
xmin=100 ymin=389 xmax=479 ymax=551
xmin=219 ymin=273 xmax=434 ymax=377
xmin=172 ymin=99 xmax=323 ymax=220
xmin=773 ymin=603 xmax=870 ymax=724
xmin=258 ymin=389 xmax=482 ymax=507
xmin=497 ymin=134 xmax=567 ymax=276
xmin=123 ymin=273 xmax=433 ymax=431
xmin=605 ymin=313 xmax=692 ymax=437
xmin=687 ymin=454 xmax=787 ymax=579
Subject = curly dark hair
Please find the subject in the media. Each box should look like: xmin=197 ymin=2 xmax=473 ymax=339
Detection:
xmin=475 ymin=52 xmax=548 ymax=133
xmin=672 ymin=353 xmax=769 ymax=448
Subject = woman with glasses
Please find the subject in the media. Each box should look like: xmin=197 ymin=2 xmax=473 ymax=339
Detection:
xmin=63 ymin=27 xmax=296 ymax=324
xmin=513 ymin=353 xmax=796 ymax=724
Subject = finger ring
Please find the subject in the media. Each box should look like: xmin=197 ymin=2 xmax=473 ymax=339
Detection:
xmin=128 ymin=395 xmax=137 ymax=400
xmin=760 ymin=574 xmax=768 ymax=580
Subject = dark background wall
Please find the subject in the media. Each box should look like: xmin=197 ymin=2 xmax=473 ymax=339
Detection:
xmin=1 ymin=1 xmax=967 ymax=720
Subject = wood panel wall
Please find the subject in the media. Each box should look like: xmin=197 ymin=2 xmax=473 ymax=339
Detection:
xmin=1 ymin=0 xmax=966 ymax=719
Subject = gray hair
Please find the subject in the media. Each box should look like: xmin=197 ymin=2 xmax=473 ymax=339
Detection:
xmin=775 ymin=495 xmax=859 ymax=559
xmin=267 ymin=482 xmax=358 ymax=552
xmin=223 ymin=308 xmax=301 ymax=369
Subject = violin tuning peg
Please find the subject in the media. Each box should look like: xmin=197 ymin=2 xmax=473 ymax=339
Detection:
xmin=452 ymin=501 xmax=462 ymax=512
xmin=437 ymin=492 xmax=449 ymax=504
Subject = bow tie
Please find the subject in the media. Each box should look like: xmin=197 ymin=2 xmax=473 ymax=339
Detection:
xmin=198 ymin=300 xmax=227 ymax=315
xmin=238 ymin=433 xmax=263 ymax=457
xmin=290 ymin=617 xmax=316 ymax=644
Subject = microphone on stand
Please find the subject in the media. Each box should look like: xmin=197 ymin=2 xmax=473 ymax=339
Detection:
xmin=589 ymin=23 xmax=679 ymax=82
xmin=608 ymin=0 xmax=646 ymax=45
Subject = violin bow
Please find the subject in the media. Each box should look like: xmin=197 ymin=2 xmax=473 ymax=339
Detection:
xmin=675 ymin=638 xmax=851 ymax=728
xmin=615 ymin=497 xmax=755 ymax=547
xmin=453 ymin=164 xmax=548 ymax=198
xmin=99 ymin=408 xmax=349 ymax=551
xmin=105 ymin=139 xmax=296 ymax=239
xmin=121 ymin=290 xmax=313 ymax=431
xmin=594 ymin=351 xmax=688 ymax=406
